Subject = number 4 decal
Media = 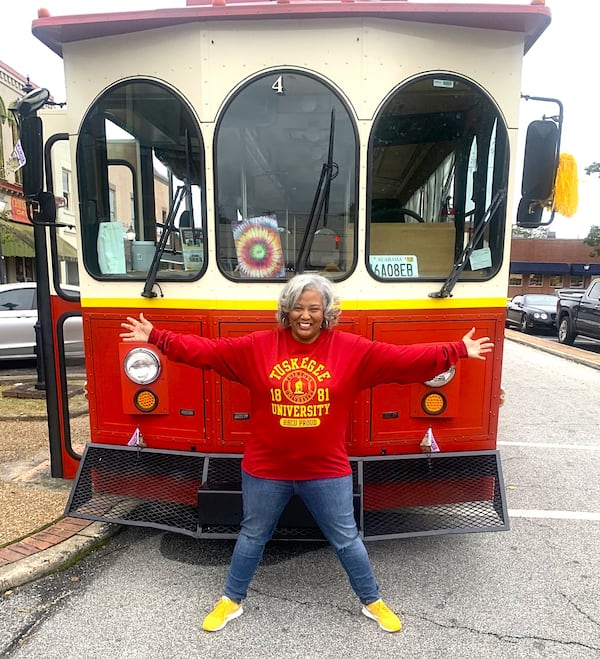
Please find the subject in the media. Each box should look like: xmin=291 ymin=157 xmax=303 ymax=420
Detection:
xmin=272 ymin=75 xmax=285 ymax=95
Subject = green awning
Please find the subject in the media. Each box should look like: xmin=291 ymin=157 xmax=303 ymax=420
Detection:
xmin=0 ymin=219 xmax=78 ymax=260
xmin=0 ymin=219 xmax=35 ymax=257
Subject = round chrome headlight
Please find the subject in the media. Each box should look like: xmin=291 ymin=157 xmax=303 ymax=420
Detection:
xmin=424 ymin=365 xmax=456 ymax=388
xmin=534 ymin=312 xmax=548 ymax=320
xmin=124 ymin=347 xmax=161 ymax=384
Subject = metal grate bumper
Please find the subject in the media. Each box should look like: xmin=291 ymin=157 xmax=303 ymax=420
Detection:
xmin=66 ymin=444 xmax=508 ymax=539
xmin=360 ymin=451 xmax=508 ymax=539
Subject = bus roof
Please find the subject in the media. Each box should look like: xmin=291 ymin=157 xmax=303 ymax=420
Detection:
xmin=32 ymin=1 xmax=551 ymax=57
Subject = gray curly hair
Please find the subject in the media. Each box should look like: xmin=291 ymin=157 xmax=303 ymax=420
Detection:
xmin=277 ymin=274 xmax=341 ymax=329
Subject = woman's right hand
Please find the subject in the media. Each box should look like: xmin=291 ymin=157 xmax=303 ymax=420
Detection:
xmin=120 ymin=312 xmax=154 ymax=343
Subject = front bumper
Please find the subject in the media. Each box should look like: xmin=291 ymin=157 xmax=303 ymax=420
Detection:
xmin=66 ymin=444 xmax=509 ymax=540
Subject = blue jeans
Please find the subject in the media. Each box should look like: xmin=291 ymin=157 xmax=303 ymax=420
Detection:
xmin=224 ymin=471 xmax=380 ymax=605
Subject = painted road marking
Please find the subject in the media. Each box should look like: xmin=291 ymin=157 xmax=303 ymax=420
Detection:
xmin=499 ymin=441 xmax=599 ymax=450
xmin=509 ymin=509 xmax=600 ymax=521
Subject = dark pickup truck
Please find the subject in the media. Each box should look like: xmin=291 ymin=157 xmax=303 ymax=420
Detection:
xmin=556 ymin=280 xmax=600 ymax=344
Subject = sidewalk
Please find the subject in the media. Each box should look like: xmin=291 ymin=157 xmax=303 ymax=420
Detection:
xmin=1 ymin=330 xmax=599 ymax=594
xmin=0 ymin=379 xmax=120 ymax=593
xmin=0 ymin=517 xmax=119 ymax=592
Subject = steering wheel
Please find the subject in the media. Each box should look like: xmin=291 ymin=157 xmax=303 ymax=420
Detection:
xmin=371 ymin=206 xmax=425 ymax=223
xmin=397 ymin=207 xmax=424 ymax=223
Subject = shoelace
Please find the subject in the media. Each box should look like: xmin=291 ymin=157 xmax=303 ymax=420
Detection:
xmin=370 ymin=601 xmax=391 ymax=615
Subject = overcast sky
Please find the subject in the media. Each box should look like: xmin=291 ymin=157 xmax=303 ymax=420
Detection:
xmin=1 ymin=0 xmax=598 ymax=238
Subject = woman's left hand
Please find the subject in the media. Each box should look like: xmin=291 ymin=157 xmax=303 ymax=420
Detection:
xmin=462 ymin=327 xmax=494 ymax=360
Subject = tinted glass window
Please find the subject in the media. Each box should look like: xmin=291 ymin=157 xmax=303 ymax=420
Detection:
xmin=0 ymin=287 xmax=35 ymax=311
xmin=215 ymin=72 xmax=357 ymax=280
xmin=77 ymin=80 xmax=205 ymax=280
xmin=586 ymin=280 xmax=600 ymax=301
xmin=368 ymin=75 xmax=508 ymax=281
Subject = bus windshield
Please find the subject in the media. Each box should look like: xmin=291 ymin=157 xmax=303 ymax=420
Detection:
xmin=367 ymin=74 xmax=508 ymax=282
xmin=77 ymin=80 xmax=206 ymax=281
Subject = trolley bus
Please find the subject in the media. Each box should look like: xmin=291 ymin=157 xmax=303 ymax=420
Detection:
xmin=14 ymin=0 xmax=563 ymax=540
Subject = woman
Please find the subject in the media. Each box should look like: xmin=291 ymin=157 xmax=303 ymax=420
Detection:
xmin=120 ymin=274 xmax=493 ymax=634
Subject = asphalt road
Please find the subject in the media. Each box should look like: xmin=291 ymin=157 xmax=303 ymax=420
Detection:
xmin=0 ymin=340 xmax=599 ymax=658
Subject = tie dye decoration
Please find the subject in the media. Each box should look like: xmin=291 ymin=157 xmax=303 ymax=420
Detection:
xmin=232 ymin=212 xmax=285 ymax=278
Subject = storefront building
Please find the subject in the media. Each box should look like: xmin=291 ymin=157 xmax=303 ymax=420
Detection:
xmin=0 ymin=59 xmax=78 ymax=285
xmin=509 ymin=237 xmax=600 ymax=296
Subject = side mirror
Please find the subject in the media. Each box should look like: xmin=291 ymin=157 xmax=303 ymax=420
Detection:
xmin=20 ymin=115 xmax=44 ymax=199
xmin=517 ymin=96 xmax=564 ymax=229
xmin=521 ymin=120 xmax=559 ymax=201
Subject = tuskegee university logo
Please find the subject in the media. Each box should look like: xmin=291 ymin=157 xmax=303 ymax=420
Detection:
xmin=269 ymin=360 xmax=332 ymax=428
xmin=281 ymin=370 xmax=318 ymax=405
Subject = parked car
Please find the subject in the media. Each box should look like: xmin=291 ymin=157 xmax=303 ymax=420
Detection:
xmin=505 ymin=293 xmax=558 ymax=334
xmin=556 ymin=280 xmax=600 ymax=345
xmin=0 ymin=282 xmax=83 ymax=361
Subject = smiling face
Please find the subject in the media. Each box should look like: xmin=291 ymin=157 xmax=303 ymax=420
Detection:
xmin=288 ymin=289 xmax=325 ymax=344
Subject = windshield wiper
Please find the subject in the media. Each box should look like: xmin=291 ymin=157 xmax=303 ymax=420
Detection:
xmin=429 ymin=188 xmax=506 ymax=299
xmin=295 ymin=109 xmax=338 ymax=273
xmin=141 ymin=182 xmax=189 ymax=298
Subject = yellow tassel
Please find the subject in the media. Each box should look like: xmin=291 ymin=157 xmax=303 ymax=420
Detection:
xmin=553 ymin=153 xmax=579 ymax=217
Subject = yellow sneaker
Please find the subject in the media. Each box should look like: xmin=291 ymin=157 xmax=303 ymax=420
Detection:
xmin=361 ymin=599 xmax=402 ymax=633
xmin=202 ymin=596 xmax=243 ymax=632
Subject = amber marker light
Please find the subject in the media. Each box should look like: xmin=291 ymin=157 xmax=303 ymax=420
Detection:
xmin=421 ymin=391 xmax=447 ymax=415
xmin=134 ymin=389 xmax=159 ymax=413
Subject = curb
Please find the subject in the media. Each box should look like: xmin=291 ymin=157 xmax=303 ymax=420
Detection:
xmin=504 ymin=330 xmax=600 ymax=371
xmin=0 ymin=517 xmax=120 ymax=593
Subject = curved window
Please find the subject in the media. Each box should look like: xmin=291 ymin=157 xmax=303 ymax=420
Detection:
xmin=215 ymin=72 xmax=357 ymax=280
xmin=77 ymin=80 xmax=205 ymax=280
xmin=368 ymin=75 xmax=508 ymax=282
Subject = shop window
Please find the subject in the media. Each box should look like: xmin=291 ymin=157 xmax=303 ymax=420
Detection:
xmin=62 ymin=168 xmax=71 ymax=210
xmin=528 ymin=274 xmax=543 ymax=287
xmin=570 ymin=275 xmax=584 ymax=288
xmin=509 ymin=274 xmax=523 ymax=286
xmin=108 ymin=186 xmax=116 ymax=220
xmin=548 ymin=274 xmax=563 ymax=288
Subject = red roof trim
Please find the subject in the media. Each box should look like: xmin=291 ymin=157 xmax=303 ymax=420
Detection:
xmin=32 ymin=2 xmax=551 ymax=57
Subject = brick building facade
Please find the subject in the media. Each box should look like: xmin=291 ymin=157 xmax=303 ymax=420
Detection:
xmin=509 ymin=238 xmax=600 ymax=296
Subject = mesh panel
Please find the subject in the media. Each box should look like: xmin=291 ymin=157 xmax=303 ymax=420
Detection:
xmin=360 ymin=452 xmax=508 ymax=538
xmin=66 ymin=444 xmax=205 ymax=536
xmin=205 ymin=456 xmax=243 ymax=488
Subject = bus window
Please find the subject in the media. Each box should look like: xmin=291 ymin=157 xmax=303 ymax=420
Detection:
xmin=215 ymin=72 xmax=357 ymax=280
xmin=77 ymin=80 xmax=206 ymax=280
xmin=367 ymin=74 xmax=508 ymax=281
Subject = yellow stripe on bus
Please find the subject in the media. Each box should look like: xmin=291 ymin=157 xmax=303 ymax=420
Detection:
xmin=80 ymin=297 xmax=507 ymax=311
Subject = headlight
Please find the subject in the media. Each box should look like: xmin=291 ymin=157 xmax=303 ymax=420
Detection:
xmin=424 ymin=365 xmax=456 ymax=388
xmin=124 ymin=347 xmax=161 ymax=384
xmin=533 ymin=312 xmax=548 ymax=320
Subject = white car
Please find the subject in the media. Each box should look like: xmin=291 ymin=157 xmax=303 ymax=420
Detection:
xmin=0 ymin=282 xmax=83 ymax=361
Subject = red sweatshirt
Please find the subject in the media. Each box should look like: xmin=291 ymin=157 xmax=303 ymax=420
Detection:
xmin=149 ymin=327 xmax=467 ymax=480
